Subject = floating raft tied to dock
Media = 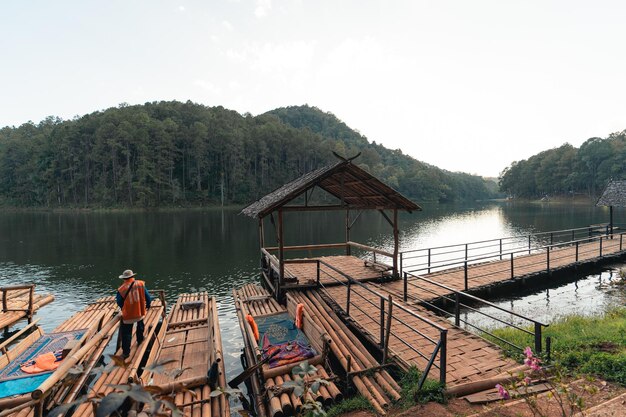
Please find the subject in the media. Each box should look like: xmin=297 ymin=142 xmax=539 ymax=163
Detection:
xmin=234 ymin=284 xmax=343 ymax=417
xmin=0 ymin=296 xmax=119 ymax=417
xmin=289 ymin=290 xmax=402 ymax=415
xmin=0 ymin=285 xmax=54 ymax=331
xmin=68 ymin=295 xmax=165 ymax=417
xmin=140 ymin=292 xmax=229 ymax=417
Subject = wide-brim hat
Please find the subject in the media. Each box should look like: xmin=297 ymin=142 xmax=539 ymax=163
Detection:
xmin=119 ymin=269 xmax=137 ymax=279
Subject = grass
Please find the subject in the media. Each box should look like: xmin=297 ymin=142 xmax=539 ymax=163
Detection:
xmin=489 ymin=307 xmax=626 ymax=385
xmin=325 ymin=396 xmax=372 ymax=417
xmin=398 ymin=366 xmax=445 ymax=408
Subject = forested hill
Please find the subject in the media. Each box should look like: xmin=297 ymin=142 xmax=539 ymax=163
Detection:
xmin=499 ymin=131 xmax=626 ymax=199
xmin=0 ymin=101 xmax=497 ymax=208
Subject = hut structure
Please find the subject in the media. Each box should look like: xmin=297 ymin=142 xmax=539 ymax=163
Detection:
xmin=596 ymin=179 xmax=626 ymax=236
xmin=241 ymin=156 xmax=421 ymax=300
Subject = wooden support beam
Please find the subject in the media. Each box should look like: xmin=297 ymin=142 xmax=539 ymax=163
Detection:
xmin=278 ymin=209 xmax=285 ymax=300
xmin=378 ymin=209 xmax=393 ymax=227
xmin=393 ymin=208 xmax=399 ymax=277
xmin=346 ymin=208 xmax=351 ymax=256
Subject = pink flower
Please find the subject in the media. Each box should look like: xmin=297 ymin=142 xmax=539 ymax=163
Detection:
xmin=524 ymin=347 xmax=533 ymax=359
xmin=522 ymin=376 xmax=531 ymax=386
xmin=496 ymin=384 xmax=510 ymax=400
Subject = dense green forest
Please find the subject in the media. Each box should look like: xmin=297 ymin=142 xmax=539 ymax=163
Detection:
xmin=499 ymin=131 xmax=626 ymax=198
xmin=0 ymin=101 xmax=497 ymax=207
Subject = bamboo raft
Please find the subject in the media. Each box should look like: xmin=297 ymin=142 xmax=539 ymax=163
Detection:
xmin=140 ymin=292 xmax=229 ymax=417
xmin=68 ymin=296 xmax=165 ymax=417
xmin=234 ymin=284 xmax=342 ymax=417
xmin=289 ymin=290 xmax=402 ymax=415
xmin=0 ymin=297 xmax=119 ymax=417
xmin=0 ymin=285 xmax=54 ymax=331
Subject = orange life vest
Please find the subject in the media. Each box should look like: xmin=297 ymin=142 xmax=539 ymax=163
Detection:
xmin=118 ymin=278 xmax=147 ymax=323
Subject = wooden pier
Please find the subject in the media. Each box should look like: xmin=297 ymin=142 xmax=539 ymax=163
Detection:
xmin=0 ymin=285 xmax=54 ymax=331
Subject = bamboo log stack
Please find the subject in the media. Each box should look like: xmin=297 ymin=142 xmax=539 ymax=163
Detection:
xmin=69 ymin=297 xmax=165 ymax=417
xmin=233 ymin=284 xmax=342 ymax=417
xmin=1 ymin=297 xmax=120 ymax=417
xmin=141 ymin=292 xmax=230 ymax=417
xmin=289 ymin=290 xmax=402 ymax=415
xmin=0 ymin=285 xmax=55 ymax=330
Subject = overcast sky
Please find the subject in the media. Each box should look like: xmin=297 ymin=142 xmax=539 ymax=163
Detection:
xmin=1 ymin=1 xmax=625 ymax=177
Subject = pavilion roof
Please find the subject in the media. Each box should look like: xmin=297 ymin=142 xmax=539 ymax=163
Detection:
xmin=596 ymin=180 xmax=626 ymax=207
xmin=241 ymin=160 xmax=421 ymax=218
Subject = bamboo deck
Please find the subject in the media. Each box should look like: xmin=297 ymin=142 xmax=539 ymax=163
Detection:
xmin=322 ymin=284 xmax=521 ymax=387
xmin=234 ymin=284 xmax=342 ymax=417
xmin=1 ymin=297 xmax=119 ymax=417
xmin=0 ymin=286 xmax=54 ymax=331
xmin=70 ymin=297 xmax=165 ymax=417
xmin=142 ymin=293 xmax=229 ymax=417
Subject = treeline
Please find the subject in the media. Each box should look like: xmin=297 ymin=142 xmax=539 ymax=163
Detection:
xmin=0 ymin=101 xmax=497 ymax=207
xmin=499 ymin=131 xmax=626 ymax=198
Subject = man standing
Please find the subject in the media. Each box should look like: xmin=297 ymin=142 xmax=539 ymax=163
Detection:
xmin=116 ymin=269 xmax=151 ymax=359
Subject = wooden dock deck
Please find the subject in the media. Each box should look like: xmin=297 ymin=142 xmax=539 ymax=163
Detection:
xmin=402 ymin=236 xmax=625 ymax=301
xmin=0 ymin=285 xmax=54 ymax=331
xmin=321 ymin=285 xmax=521 ymax=387
xmin=284 ymin=255 xmax=391 ymax=286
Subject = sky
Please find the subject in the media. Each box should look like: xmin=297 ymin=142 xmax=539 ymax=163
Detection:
xmin=1 ymin=1 xmax=625 ymax=177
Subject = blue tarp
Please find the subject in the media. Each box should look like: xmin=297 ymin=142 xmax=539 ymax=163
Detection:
xmin=0 ymin=329 xmax=86 ymax=399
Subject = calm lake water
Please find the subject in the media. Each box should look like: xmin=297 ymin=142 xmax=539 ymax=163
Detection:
xmin=0 ymin=202 xmax=624 ymax=379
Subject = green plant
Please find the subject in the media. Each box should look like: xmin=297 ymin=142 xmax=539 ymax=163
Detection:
xmin=281 ymin=361 xmax=331 ymax=417
xmin=398 ymin=366 xmax=445 ymax=408
xmin=325 ymin=396 xmax=372 ymax=417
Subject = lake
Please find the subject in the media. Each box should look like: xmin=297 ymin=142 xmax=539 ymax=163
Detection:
xmin=0 ymin=201 xmax=623 ymax=379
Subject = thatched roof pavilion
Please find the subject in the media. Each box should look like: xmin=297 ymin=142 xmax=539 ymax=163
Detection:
xmin=596 ymin=179 xmax=626 ymax=236
xmin=241 ymin=155 xmax=420 ymax=298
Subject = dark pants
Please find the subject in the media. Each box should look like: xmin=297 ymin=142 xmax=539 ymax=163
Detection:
xmin=120 ymin=319 xmax=145 ymax=356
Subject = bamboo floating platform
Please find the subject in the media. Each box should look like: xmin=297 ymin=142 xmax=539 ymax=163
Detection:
xmin=288 ymin=290 xmax=401 ymax=415
xmin=70 ymin=297 xmax=165 ymax=417
xmin=1 ymin=297 xmax=119 ymax=417
xmin=0 ymin=285 xmax=54 ymax=331
xmin=234 ymin=284 xmax=342 ymax=417
xmin=141 ymin=292 xmax=229 ymax=417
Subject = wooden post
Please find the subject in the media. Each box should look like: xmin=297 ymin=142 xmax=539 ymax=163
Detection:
xmin=382 ymin=295 xmax=393 ymax=364
xmin=610 ymin=205 xmax=614 ymax=238
xmin=346 ymin=208 xmax=351 ymax=256
xmin=278 ymin=209 xmax=284 ymax=299
xmin=259 ymin=217 xmax=265 ymax=249
xmin=393 ymin=209 xmax=399 ymax=277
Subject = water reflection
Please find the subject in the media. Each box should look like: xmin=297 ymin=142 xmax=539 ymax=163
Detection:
xmin=0 ymin=203 xmax=622 ymax=379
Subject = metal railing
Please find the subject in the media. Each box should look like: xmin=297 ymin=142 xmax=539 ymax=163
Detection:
xmin=400 ymin=225 xmax=620 ymax=276
xmin=402 ymin=271 xmax=550 ymax=354
xmin=310 ymin=259 xmax=447 ymax=390
xmin=1 ymin=284 xmax=35 ymax=317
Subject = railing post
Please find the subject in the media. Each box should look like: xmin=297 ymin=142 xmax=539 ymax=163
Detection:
xmin=346 ymin=280 xmax=351 ymax=315
xmin=528 ymin=235 xmax=531 ymax=254
xmin=546 ymin=246 xmax=550 ymax=273
xmin=576 ymin=241 xmax=579 ymax=262
xmin=510 ymin=253 xmax=514 ymax=279
xmin=454 ymin=293 xmax=460 ymax=326
xmin=600 ymin=236 xmax=603 ymax=257
xmin=550 ymin=232 xmax=553 ymax=245
xmin=621 ymin=234 xmax=623 ymax=251
xmin=499 ymin=239 xmax=502 ymax=260
xmin=439 ymin=329 xmax=447 ymax=386
xmin=464 ymin=261 xmax=468 ymax=291
xmin=383 ymin=295 xmax=393 ymax=364
xmin=403 ymin=272 xmax=407 ymax=302
xmin=380 ymin=298 xmax=385 ymax=347
xmin=316 ymin=260 xmax=320 ymax=288
xmin=399 ymin=252 xmax=403 ymax=277
xmin=534 ymin=323 xmax=542 ymax=353
xmin=2 ymin=289 xmax=7 ymax=313
xmin=427 ymin=248 xmax=431 ymax=274
xmin=465 ymin=244 xmax=468 ymax=262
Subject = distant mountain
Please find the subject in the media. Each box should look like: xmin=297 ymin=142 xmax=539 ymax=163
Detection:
xmin=0 ymin=101 xmax=498 ymax=207
xmin=499 ymin=131 xmax=626 ymax=198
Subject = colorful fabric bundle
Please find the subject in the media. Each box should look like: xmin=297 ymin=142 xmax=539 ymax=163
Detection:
xmin=262 ymin=335 xmax=316 ymax=369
